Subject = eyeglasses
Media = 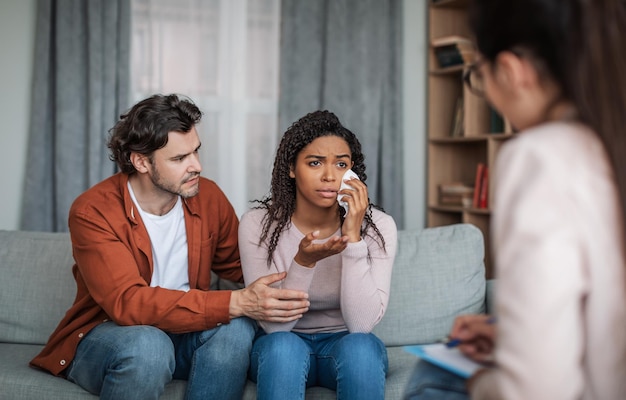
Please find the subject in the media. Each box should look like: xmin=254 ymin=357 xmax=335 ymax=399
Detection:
xmin=463 ymin=59 xmax=485 ymax=97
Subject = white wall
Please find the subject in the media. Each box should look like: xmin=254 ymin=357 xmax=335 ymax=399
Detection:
xmin=0 ymin=0 xmax=427 ymax=231
xmin=0 ymin=0 xmax=36 ymax=230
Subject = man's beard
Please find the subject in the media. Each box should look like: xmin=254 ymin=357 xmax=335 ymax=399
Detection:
xmin=150 ymin=168 xmax=200 ymax=199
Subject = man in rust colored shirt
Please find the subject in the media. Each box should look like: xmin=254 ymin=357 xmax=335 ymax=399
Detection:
xmin=30 ymin=94 xmax=310 ymax=400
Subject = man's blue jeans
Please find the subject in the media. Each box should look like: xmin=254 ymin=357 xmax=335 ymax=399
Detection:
xmin=250 ymin=330 xmax=388 ymax=400
xmin=403 ymin=360 xmax=469 ymax=400
xmin=65 ymin=318 xmax=256 ymax=400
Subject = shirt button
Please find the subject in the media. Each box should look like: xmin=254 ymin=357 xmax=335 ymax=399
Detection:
xmin=78 ymin=332 xmax=84 ymax=338
xmin=103 ymin=319 xmax=109 ymax=322
xmin=216 ymin=322 xmax=223 ymax=327
xmin=60 ymin=360 xmax=66 ymax=366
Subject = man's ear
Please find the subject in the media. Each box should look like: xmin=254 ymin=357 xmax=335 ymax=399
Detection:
xmin=130 ymin=152 xmax=150 ymax=174
xmin=495 ymin=51 xmax=539 ymax=92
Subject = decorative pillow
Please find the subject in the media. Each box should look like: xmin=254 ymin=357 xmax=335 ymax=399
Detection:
xmin=372 ymin=224 xmax=486 ymax=346
xmin=0 ymin=231 xmax=75 ymax=344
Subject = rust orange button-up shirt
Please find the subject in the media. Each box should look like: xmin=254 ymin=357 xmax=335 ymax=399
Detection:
xmin=30 ymin=173 xmax=243 ymax=376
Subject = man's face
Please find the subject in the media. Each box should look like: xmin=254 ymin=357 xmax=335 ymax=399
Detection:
xmin=147 ymin=127 xmax=202 ymax=198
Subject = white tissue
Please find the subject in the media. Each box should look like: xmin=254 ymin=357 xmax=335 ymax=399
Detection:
xmin=337 ymin=169 xmax=360 ymax=212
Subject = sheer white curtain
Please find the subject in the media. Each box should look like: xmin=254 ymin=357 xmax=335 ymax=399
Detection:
xmin=131 ymin=0 xmax=281 ymax=216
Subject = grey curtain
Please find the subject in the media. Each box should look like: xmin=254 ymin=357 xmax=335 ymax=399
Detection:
xmin=279 ymin=0 xmax=404 ymax=227
xmin=21 ymin=0 xmax=131 ymax=232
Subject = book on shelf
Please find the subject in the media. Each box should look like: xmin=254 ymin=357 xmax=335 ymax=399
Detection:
xmin=504 ymin=118 xmax=515 ymax=134
xmin=479 ymin=166 xmax=489 ymax=208
xmin=489 ymin=108 xmax=504 ymax=134
xmin=432 ymin=36 xmax=475 ymax=68
xmin=472 ymin=163 xmax=484 ymax=208
xmin=439 ymin=182 xmax=474 ymax=207
xmin=472 ymin=163 xmax=489 ymax=209
xmin=450 ymin=97 xmax=464 ymax=137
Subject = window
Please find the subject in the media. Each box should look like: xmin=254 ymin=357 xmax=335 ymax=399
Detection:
xmin=131 ymin=0 xmax=281 ymax=216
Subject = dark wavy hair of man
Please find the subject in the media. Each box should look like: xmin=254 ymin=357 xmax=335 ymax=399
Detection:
xmin=107 ymin=94 xmax=202 ymax=174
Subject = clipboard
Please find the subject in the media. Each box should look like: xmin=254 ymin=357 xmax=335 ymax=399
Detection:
xmin=404 ymin=343 xmax=483 ymax=379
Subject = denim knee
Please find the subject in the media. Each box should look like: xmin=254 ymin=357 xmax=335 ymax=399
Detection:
xmin=96 ymin=324 xmax=175 ymax=390
xmin=195 ymin=317 xmax=256 ymax=368
xmin=314 ymin=332 xmax=387 ymax=400
xmin=250 ymin=331 xmax=310 ymax=381
xmin=250 ymin=331 xmax=310 ymax=400
xmin=255 ymin=331 xmax=309 ymax=360
xmin=67 ymin=323 xmax=175 ymax=399
xmin=335 ymin=333 xmax=388 ymax=373
xmin=181 ymin=318 xmax=256 ymax=400
xmin=120 ymin=325 xmax=175 ymax=372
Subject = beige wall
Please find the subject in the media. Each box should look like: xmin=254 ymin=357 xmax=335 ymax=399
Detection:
xmin=0 ymin=0 xmax=426 ymax=231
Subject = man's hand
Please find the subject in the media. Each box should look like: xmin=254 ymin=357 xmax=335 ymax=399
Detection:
xmin=449 ymin=314 xmax=497 ymax=364
xmin=229 ymin=272 xmax=310 ymax=322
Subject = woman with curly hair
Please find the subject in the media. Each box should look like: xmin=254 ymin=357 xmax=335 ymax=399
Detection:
xmin=239 ymin=110 xmax=398 ymax=400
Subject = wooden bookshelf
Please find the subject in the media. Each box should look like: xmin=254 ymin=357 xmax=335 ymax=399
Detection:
xmin=427 ymin=0 xmax=514 ymax=278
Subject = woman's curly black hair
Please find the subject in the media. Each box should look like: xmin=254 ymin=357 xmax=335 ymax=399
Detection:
xmin=254 ymin=110 xmax=386 ymax=266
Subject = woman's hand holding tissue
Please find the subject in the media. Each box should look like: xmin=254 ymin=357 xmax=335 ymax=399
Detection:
xmin=337 ymin=169 xmax=368 ymax=242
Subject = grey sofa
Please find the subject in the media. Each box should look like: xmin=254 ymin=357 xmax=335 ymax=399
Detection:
xmin=0 ymin=223 xmax=489 ymax=399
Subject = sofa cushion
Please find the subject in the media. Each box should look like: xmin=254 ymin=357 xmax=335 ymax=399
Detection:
xmin=0 ymin=231 xmax=75 ymax=345
xmin=372 ymin=224 xmax=486 ymax=346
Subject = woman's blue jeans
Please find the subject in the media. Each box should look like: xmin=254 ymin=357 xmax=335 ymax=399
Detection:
xmin=65 ymin=318 xmax=256 ymax=400
xmin=403 ymin=360 xmax=469 ymax=400
xmin=250 ymin=330 xmax=388 ymax=400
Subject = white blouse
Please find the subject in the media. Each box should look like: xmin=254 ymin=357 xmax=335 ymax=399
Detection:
xmin=472 ymin=121 xmax=626 ymax=399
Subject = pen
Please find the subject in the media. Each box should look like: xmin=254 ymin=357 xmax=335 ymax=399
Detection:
xmin=440 ymin=316 xmax=497 ymax=348
xmin=442 ymin=338 xmax=462 ymax=348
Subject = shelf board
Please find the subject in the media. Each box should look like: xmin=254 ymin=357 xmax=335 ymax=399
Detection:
xmin=430 ymin=0 xmax=468 ymax=8
xmin=488 ymin=133 xmax=515 ymax=140
xmin=429 ymin=136 xmax=487 ymax=143
xmin=429 ymin=205 xmax=491 ymax=215
xmin=429 ymin=65 xmax=465 ymax=75
xmin=429 ymin=133 xmax=515 ymax=143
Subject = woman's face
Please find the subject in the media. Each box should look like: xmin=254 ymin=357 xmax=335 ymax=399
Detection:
xmin=289 ymin=135 xmax=353 ymax=211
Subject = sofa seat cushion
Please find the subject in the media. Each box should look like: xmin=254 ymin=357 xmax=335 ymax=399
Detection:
xmin=373 ymin=224 xmax=486 ymax=346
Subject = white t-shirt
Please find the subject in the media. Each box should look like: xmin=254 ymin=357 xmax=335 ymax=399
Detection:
xmin=128 ymin=182 xmax=190 ymax=291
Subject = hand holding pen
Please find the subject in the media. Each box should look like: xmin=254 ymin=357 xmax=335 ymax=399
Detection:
xmin=443 ymin=314 xmax=497 ymax=365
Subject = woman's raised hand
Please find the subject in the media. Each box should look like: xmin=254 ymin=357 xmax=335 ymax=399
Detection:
xmin=293 ymin=230 xmax=349 ymax=268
